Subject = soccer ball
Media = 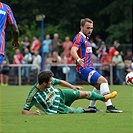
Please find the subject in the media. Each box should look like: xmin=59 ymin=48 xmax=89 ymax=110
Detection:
xmin=125 ymin=72 xmax=133 ymax=86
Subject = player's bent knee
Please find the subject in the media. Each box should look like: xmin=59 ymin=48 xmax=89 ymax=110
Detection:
xmin=97 ymin=76 xmax=108 ymax=84
xmin=79 ymin=91 xmax=89 ymax=98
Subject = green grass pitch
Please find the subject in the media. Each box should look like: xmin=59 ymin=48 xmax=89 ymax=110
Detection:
xmin=0 ymin=85 xmax=133 ymax=133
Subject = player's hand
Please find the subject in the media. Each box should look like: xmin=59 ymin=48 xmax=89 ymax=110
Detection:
xmin=74 ymin=86 xmax=84 ymax=90
xmin=12 ymin=40 xmax=20 ymax=49
xmin=32 ymin=110 xmax=41 ymax=115
xmin=77 ymin=57 xmax=85 ymax=67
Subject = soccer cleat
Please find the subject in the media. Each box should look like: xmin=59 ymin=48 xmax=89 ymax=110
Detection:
xmin=88 ymin=106 xmax=103 ymax=112
xmin=103 ymin=91 xmax=117 ymax=102
xmin=83 ymin=108 xmax=96 ymax=113
xmin=106 ymin=105 xmax=123 ymax=113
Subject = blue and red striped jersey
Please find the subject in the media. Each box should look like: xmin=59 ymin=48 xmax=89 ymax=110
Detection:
xmin=0 ymin=2 xmax=16 ymax=55
xmin=73 ymin=32 xmax=93 ymax=72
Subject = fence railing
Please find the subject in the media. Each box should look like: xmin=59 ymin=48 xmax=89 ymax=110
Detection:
xmin=9 ymin=64 xmax=40 ymax=86
xmin=8 ymin=63 xmax=114 ymax=85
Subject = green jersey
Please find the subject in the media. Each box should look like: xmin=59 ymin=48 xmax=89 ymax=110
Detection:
xmin=23 ymin=78 xmax=72 ymax=114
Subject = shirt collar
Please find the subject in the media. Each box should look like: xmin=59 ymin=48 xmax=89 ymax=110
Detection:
xmin=79 ymin=32 xmax=89 ymax=40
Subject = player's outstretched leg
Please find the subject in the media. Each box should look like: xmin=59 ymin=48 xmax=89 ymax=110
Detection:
xmin=87 ymin=91 xmax=117 ymax=101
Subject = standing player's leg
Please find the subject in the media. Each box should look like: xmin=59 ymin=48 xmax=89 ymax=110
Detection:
xmin=88 ymin=71 xmax=123 ymax=113
xmin=89 ymin=87 xmax=102 ymax=112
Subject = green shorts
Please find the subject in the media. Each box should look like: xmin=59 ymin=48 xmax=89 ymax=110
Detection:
xmin=57 ymin=89 xmax=81 ymax=114
xmin=60 ymin=89 xmax=80 ymax=106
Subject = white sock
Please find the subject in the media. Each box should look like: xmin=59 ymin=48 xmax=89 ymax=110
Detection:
xmin=89 ymin=87 xmax=100 ymax=107
xmin=100 ymin=83 xmax=112 ymax=106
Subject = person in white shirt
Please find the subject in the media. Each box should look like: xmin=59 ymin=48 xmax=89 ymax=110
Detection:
xmin=22 ymin=48 xmax=32 ymax=84
xmin=31 ymin=50 xmax=42 ymax=83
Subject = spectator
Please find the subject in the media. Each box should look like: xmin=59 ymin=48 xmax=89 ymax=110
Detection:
xmin=50 ymin=51 xmax=61 ymax=78
xmin=42 ymin=34 xmax=52 ymax=69
xmin=124 ymin=49 xmax=132 ymax=61
xmin=63 ymin=36 xmax=72 ymax=57
xmin=96 ymin=42 xmax=109 ymax=59
xmin=66 ymin=49 xmax=76 ymax=85
xmin=60 ymin=52 xmax=68 ymax=80
xmin=45 ymin=53 xmax=53 ymax=70
xmin=89 ymin=37 xmax=97 ymax=55
xmin=112 ymin=51 xmax=125 ymax=85
xmin=113 ymin=40 xmax=124 ymax=57
xmin=50 ymin=33 xmax=63 ymax=55
xmin=21 ymin=35 xmax=31 ymax=55
xmin=21 ymin=48 xmax=32 ymax=84
xmin=30 ymin=36 xmax=41 ymax=54
xmin=109 ymin=45 xmax=117 ymax=59
xmin=42 ymin=34 xmax=52 ymax=59
xmin=124 ymin=49 xmax=132 ymax=72
xmin=100 ymin=52 xmax=112 ymax=81
xmin=31 ymin=50 xmax=42 ymax=84
xmin=0 ymin=54 xmax=10 ymax=86
xmin=125 ymin=61 xmax=132 ymax=72
xmin=92 ymin=54 xmax=101 ymax=73
xmin=95 ymin=35 xmax=105 ymax=49
xmin=13 ymin=49 xmax=23 ymax=85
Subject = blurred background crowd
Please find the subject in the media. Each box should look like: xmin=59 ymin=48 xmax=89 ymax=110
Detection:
xmin=0 ymin=33 xmax=132 ymax=86
xmin=0 ymin=0 xmax=132 ymax=86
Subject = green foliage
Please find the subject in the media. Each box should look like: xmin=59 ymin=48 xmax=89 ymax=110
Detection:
xmin=106 ymin=21 xmax=132 ymax=43
xmin=18 ymin=21 xmax=40 ymax=41
xmin=100 ymin=0 xmax=132 ymax=43
xmin=2 ymin=0 xmax=132 ymax=49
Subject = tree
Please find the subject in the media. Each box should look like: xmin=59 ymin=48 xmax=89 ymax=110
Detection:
xmin=100 ymin=0 xmax=132 ymax=43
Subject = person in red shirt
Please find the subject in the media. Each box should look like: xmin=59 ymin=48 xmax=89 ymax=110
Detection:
xmin=63 ymin=36 xmax=72 ymax=57
xmin=109 ymin=46 xmax=116 ymax=59
xmin=30 ymin=36 xmax=41 ymax=54
xmin=66 ymin=49 xmax=76 ymax=85
xmin=13 ymin=49 xmax=23 ymax=85
xmin=100 ymin=52 xmax=112 ymax=80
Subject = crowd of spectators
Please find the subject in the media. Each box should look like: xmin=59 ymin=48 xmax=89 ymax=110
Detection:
xmin=0 ymin=33 xmax=133 ymax=86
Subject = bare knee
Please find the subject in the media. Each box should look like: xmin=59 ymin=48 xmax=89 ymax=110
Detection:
xmin=79 ymin=91 xmax=89 ymax=99
xmin=97 ymin=76 xmax=108 ymax=84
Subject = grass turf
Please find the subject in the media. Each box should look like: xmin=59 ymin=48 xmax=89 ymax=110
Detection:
xmin=0 ymin=85 xmax=132 ymax=133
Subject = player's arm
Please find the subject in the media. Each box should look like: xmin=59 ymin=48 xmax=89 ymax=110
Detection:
xmin=10 ymin=24 xmax=20 ymax=49
xmin=21 ymin=109 xmax=41 ymax=115
xmin=59 ymin=80 xmax=83 ymax=90
xmin=71 ymin=46 xmax=84 ymax=67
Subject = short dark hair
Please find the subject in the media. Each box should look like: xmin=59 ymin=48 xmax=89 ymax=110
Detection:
xmin=38 ymin=70 xmax=54 ymax=85
xmin=80 ymin=18 xmax=93 ymax=26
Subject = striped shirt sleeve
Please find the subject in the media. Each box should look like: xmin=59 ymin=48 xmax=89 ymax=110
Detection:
xmin=52 ymin=78 xmax=60 ymax=85
xmin=6 ymin=5 xmax=16 ymax=24
xmin=73 ymin=34 xmax=83 ymax=48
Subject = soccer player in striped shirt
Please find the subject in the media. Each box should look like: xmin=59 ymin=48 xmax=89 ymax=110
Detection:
xmin=0 ymin=2 xmax=19 ymax=65
xmin=21 ymin=70 xmax=117 ymax=115
xmin=71 ymin=18 xmax=123 ymax=113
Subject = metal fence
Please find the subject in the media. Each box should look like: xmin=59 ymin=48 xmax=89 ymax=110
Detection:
xmin=8 ymin=63 xmax=114 ymax=86
xmin=9 ymin=64 xmax=40 ymax=86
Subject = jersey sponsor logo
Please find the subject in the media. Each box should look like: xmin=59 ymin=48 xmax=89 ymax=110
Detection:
xmin=85 ymin=40 xmax=88 ymax=44
xmin=87 ymin=70 xmax=96 ymax=83
xmin=86 ymin=47 xmax=92 ymax=53
xmin=46 ymin=92 xmax=55 ymax=107
xmin=0 ymin=10 xmax=6 ymax=15
xmin=73 ymin=91 xmax=76 ymax=95
xmin=46 ymin=92 xmax=54 ymax=102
